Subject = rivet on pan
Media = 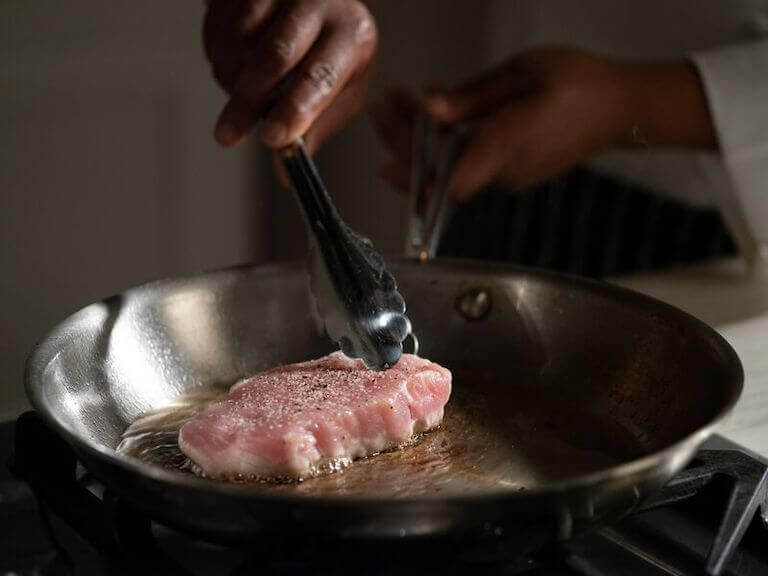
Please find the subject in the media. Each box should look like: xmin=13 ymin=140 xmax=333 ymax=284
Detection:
xmin=456 ymin=288 xmax=491 ymax=321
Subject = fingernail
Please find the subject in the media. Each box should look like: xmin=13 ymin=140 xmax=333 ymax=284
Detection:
xmin=424 ymin=95 xmax=450 ymax=117
xmin=260 ymin=122 xmax=287 ymax=147
xmin=215 ymin=122 xmax=237 ymax=146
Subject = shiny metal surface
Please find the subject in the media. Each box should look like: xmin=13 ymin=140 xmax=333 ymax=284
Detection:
xmin=282 ymin=140 xmax=411 ymax=370
xmin=405 ymin=117 xmax=464 ymax=260
xmin=456 ymin=287 xmax=492 ymax=321
xmin=25 ymin=260 xmax=743 ymax=547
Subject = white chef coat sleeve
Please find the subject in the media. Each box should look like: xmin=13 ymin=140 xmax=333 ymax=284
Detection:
xmin=691 ymin=39 xmax=768 ymax=265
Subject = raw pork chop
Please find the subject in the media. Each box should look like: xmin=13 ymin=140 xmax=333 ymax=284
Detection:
xmin=178 ymin=352 xmax=452 ymax=480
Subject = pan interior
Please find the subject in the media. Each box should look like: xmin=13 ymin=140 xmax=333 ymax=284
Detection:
xmin=115 ymin=373 xmax=645 ymax=497
xmin=32 ymin=262 xmax=739 ymax=498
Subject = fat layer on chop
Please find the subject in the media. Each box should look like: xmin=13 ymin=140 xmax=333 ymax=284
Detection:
xmin=178 ymin=352 xmax=452 ymax=480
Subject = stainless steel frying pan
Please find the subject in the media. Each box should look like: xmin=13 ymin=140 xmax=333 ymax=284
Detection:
xmin=24 ymin=260 xmax=742 ymax=553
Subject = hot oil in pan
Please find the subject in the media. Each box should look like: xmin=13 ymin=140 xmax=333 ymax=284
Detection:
xmin=117 ymin=378 xmax=647 ymax=497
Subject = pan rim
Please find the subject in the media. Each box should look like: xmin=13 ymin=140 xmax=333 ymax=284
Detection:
xmin=24 ymin=258 xmax=744 ymax=505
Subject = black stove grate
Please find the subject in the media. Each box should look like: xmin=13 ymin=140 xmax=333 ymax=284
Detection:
xmin=6 ymin=412 xmax=768 ymax=576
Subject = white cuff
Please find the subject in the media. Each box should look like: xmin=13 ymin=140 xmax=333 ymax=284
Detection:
xmin=692 ymin=39 xmax=768 ymax=265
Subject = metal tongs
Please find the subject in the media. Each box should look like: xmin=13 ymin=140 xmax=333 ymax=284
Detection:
xmin=405 ymin=115 xmax=467 ymax=261
xmin=281 ymin=139 xmax=412 ymax=371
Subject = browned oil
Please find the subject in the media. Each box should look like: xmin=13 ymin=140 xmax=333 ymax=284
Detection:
xmin=117 ymin=380 xmax=648 ymax=498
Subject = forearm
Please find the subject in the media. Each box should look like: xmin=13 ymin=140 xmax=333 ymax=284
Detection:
xmin=613 ymin=61 xmax=718 ymax=150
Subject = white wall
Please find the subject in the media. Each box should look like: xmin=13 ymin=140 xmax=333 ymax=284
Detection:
xmin=0 ymin=2 xmax=267 ymax=419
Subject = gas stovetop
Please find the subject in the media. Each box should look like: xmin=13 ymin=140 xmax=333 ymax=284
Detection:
xmin=2 ymin=412 xmax=767 ymax=576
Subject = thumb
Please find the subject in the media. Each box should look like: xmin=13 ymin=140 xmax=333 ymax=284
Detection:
xmin=449 ymin=97 xmax=539 ymax=201
xmin=448 ymin=121 xmax=510 ymax=201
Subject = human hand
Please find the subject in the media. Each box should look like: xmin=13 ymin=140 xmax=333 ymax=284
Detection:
xmin=205 ymin=0 xmax=378 ymax=152
xmin=372 ymin=47 xmax=716 ymax=201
